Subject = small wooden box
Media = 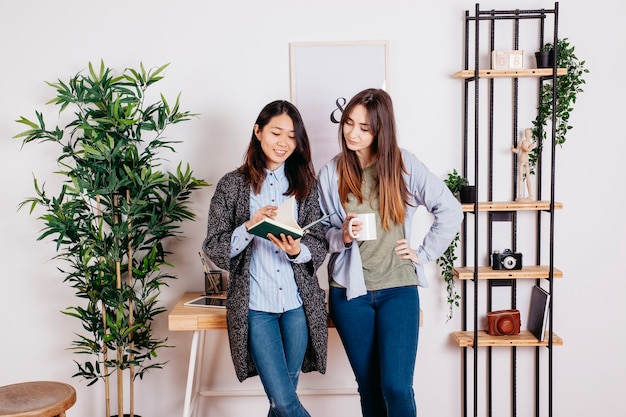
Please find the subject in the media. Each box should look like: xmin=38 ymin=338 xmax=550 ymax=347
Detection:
xmin=491 ymin=50 xmax=524 ymax=70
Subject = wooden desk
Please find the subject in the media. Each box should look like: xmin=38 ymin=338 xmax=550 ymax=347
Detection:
xmin=169 ymin=292 xmax=362 ymax=417
xmin=169 ymin=291 xmax=227 ymax=331
xmin=169 ymin=292 xmax=421 ymax=417
xmin=169 ymin=292 xmax=228 ymax=417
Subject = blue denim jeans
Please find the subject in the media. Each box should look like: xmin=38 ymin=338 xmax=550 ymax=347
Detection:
xmin=248 ymin=306 xmax=311 ymax=417
xmin=329 ymin=286 xmax=420 ymax=417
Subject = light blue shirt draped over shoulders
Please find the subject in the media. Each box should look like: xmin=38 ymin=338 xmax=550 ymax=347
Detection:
xmin=317 ymin=149 xmax=463 ymax=300
xmin=229 ymin=163 xmax=312 ymax=313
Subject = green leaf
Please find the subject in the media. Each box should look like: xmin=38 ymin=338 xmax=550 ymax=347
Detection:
xmin=529 ymin=38 xmax=588 ymax=174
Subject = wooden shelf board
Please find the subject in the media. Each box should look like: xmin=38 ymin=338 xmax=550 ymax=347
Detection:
xmin=461 ymin=200 xmax=563 ymax=212
xmin=454 ymin=68 xmax=567 ymax=79
xmin=453 ymin=265 xmax=563 ymax=280
xmin=452 ymin=330 xmax=563 ymax=347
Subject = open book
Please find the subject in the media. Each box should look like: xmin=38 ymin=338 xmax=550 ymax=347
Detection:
xmin=527 ymin=285 xmax=551 ymax=341
xmin=247 ymin=197 xmax=335 ymax=240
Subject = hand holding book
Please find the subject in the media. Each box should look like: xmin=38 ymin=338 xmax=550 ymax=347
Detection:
xmin=247 ymin=197 xmax=335 ymax=240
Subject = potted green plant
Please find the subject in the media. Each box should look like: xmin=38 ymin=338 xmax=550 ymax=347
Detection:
xmin=445 ymin=169 xmax=475 ymax=203
xmin=534 ymin=43 xmax=553 ymax=68
xmin=529 ymin=38 xmax=589 ymax=174
xmin=436 ymin=169 xmax=469 ymax=321
xmin=14 ymin=61 xmax=209 ymax=417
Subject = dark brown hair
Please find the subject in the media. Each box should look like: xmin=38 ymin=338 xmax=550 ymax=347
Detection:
xmin=238 ymin=100 xmax=315 ymax=200
xmin=337 ymin=89 xmax=410 ymax=229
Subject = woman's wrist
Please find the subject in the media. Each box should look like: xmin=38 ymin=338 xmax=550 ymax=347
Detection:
xmin=287 ymin=251 xmax=300 ymax=260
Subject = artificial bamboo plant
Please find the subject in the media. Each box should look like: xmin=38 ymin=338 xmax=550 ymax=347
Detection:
xmin=14 ymin=61 xmax=208 ymax=417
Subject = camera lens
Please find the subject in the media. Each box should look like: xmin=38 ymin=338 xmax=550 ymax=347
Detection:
xmin=502 ymin=256 xmax=517 ymax=269
xmin=497 ymin=316 xmax=516 ymax=334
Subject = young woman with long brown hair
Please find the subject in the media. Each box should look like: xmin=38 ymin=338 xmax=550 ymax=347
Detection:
xmin=318 ymin=89 xmax=462 ymax=417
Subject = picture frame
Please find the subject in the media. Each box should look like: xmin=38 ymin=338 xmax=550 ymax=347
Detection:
xmin=289 ymin=41 xmax=389 ymax=171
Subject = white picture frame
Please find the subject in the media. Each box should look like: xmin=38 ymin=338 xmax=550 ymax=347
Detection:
xmin=289 ymin=41 xmax=389 ymax=171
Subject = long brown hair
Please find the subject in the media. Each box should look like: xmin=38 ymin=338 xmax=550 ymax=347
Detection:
xmin=238 ymin=100 xmax=315 ymax=200
xmin=337 ymin=89 xmax=410 ymax=230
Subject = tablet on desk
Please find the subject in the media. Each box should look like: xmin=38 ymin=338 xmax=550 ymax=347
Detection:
xmin=184 ymin=293 xmax=228 ymax=309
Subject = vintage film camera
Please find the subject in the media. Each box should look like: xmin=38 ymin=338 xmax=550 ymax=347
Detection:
xmin=486 ymin=309 xmax=521 ymax=336
xmin=491 ymin=249 xmax=522 ymax=270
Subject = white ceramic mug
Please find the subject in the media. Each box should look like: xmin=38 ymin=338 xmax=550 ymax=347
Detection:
xmin=348 ymin=213 xmax=377 ymax=241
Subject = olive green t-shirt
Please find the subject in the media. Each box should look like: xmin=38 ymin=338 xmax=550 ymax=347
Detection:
xmin=337 ymin=163 xmax=417 ymax=291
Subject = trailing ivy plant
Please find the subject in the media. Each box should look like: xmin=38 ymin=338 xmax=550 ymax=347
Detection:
xmin=437 ymin=169 xmax=465 ymax=321
xmin=529 ymin=38 xmax=589 ymax=174
xmin=14 ymin=61 xmax=209 ymax=417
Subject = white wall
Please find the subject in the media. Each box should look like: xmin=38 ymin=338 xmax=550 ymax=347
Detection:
xmin=1 ymin=1 xmax=624 ymax=416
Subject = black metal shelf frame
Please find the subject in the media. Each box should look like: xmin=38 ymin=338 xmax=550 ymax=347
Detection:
xmin=458 ymin=3 xmax=560 ymax=417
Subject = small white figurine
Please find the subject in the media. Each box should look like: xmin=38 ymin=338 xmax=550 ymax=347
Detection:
xmin=512 ymin=128 xmax=535 ymax=201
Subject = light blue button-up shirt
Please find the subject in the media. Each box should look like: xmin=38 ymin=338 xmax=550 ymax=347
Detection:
xmin=229 ymin=163 xmax=312 ymax=313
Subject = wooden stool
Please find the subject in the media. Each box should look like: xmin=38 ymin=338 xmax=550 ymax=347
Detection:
xmin=0 ymin=381 xmax=76 ymax=417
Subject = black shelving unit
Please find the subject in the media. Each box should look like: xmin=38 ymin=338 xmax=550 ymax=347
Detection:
xmin=452 ymin=3 xmax=563 ymax=417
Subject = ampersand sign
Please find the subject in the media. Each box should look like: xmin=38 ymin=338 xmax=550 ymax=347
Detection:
xmin=330 ymin=97 xmax=346 ymax=124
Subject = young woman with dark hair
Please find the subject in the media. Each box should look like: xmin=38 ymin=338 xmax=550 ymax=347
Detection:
xmin=318 ymin=89 xmax=463 ymax=417
xmin=203 ymin=100 xmax=328 ymax=417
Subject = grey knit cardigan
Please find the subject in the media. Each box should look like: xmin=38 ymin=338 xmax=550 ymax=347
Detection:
xmin=202 ymin=170 xmax=329 ymax=382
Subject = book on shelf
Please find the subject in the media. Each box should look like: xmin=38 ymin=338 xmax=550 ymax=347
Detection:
xmin=247 ymin=197 xmax=335 ymax=240
xmin=527 ymin=284 xmax=551 ymax=341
